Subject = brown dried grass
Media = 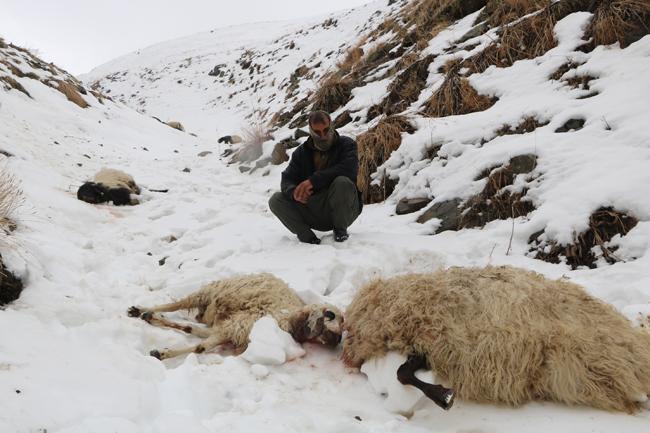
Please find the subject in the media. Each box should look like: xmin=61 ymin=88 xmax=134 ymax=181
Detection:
xmin=459 ymin=157 xmax=537 ymax=229
xmin=482 ymin=0 xmax=550 ymax=27
xmin=357 ymin=115 xmax=415 ymax=203
xmin=495 ymin=116 xmax=549 ymax=136
xmin=422 ymin=60 xmax=497 ymax=117
xmin=529 ymin=207 xmax=638 ymax=269
xmin=230 ymin=124 xmax=273 ymax=163
xmin=0 ymin=168 xmax=24 ymax=236
xmin=466 ymin=7 xmax=558 ymax=73
xmin=311 ymin=73 xmax=355 ymax=113
xmin=0 ymin=75 xmax=31 ymax=98
xmin=56 ymin=81 xmax=89 ymax=108
xmin=336 ymin=45 xmax=365 ymax=76
xmin=588 ymin=0 xmax=650 ymax=48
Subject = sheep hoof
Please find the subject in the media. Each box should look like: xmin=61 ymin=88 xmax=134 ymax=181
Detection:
xmin=149 ymin=350 xmax=162 ymax=360
xmin=127 ymin=306 xmax=141 ymax=318
xmin=441 ymin=389 xmax=455 ymax=410
xmin=141 ymin=311 xmax=153 ymax=322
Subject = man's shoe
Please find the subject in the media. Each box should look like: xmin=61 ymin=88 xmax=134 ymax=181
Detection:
xmin=300 ymin=235 xmax=321 ymax=245
xmin=333 ymin=228 xmax=349 ymax=242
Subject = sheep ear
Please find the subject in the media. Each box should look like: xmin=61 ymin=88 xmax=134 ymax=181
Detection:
xmin=304 ymin=309 xmax=325 ymax=339
xmin=290 ymin=309 xmax=324 ymax=342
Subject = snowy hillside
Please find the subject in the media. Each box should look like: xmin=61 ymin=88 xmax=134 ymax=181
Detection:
xmin=3 ymin=0 xmax=650 ymax=432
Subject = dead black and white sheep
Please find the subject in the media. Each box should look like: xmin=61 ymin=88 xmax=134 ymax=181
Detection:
xmin=77 ymin=168 xmax=140 ymax=206
xmin=128 ymin=273 xmax=343 ymax=360
xmin=217 ymin=134 xmax=242 ymax=144
xmin=342 ymin=266 xmax=650 ymax=413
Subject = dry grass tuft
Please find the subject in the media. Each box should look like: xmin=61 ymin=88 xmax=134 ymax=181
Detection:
xmin=230 ymin=124 xmax=273 ymax=163
xmin=459 ymin=156 xmax=537 ymax=229
xmin=588 ymin=0 xmax=650 ymax=48
xmin=422 ymin=60 xmax=497 ymax=117
xmin=529 ymin=207 xmax=638 ymax=269
xmin=372 ymin=54 xmax=436 ymax=120
xmin=495 ymin=116 xmax=549 ymax=136
xmin=0 ymin=168 xmax=24 ymax=236
xmin=357 ymin=115 xmax=415 ymax=203
xmin=336 ymin=45 xmax=365 ymax=76
xmin=55 ymin=81 xmax=89 ymax=108
xmin=0 ymin=75 xmax=31 ymax=98
xmin=0 ymin=168 xmax=24 ymax=305
xmin=404 ymin=0 xmax=486 ymax=44
xmin=1 ymin=60 xmax=39 ymax=80
xmin=481 ymin=0 xmax=550 ymax=27
xmin=311 ymin=73 xmax=355 ymax=114
xmin=466 ymin=7 xmax=558 ymax=73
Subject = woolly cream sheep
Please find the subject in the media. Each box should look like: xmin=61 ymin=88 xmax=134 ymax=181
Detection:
xmin=342 ymin=265 xmax=650 ymax=413
xmin=128 ymin=273 xmax=343 ymax=360
xmin=77 ymin=168 xmax=140 ymax=206
xmin=165 ymin=121 xmax=185 ymax=132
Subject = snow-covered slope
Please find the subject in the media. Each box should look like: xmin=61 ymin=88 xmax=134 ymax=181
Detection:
xmin=82 ymin=1 xmax=398 ymax=139
xmin=3 ymin=0 xmax=650 ymax=432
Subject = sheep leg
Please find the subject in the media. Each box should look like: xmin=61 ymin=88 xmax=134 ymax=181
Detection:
xmin=137 ymin=310 xmax=213 ymax=338
xmin=397 ymin=354 xmax=455 ymax=410
xmin=150 ymin=333 xmax=227 ymax=360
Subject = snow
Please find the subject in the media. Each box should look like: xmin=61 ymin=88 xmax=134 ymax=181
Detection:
xmin=361 ymin=352 xmax=438 ymax=416
xmin=2 ymin=2 xmax=650 ymax=433
xmin=241 ymin=316 xmax=306 ymax=365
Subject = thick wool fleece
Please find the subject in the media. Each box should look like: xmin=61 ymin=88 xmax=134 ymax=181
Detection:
xmin=342 ymin=266 xmax=650 ymax=412
xmin=94 ymin=168 xmax=140 ymax=194
xmin=153 ymin=273 xmax=342 ymax=349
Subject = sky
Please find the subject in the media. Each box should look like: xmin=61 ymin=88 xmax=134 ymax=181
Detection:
xmin=0 ymin=0 xmax=372 ymax=76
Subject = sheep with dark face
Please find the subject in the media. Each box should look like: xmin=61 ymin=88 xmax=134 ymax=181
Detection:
xmin=217 ymin=135 xmax=242 ymax=144
xmin=342 ymin=266 xmax=650 ymax=413
xmin=77 ymin=168 xmax=140 ymax=206
xmin=128 ymin=273 xmax=343 ymax=360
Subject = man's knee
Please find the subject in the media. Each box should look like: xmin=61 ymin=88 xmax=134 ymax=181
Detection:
xmin=329 ymin=176 xmax=356 ymax=195
xmin=269 ymin=191 xmax=288 ymax=215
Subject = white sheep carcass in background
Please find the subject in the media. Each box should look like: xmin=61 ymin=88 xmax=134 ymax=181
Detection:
xmin=128 ymin=273 xmax=343 ymax=360
xmin=165 ymin=121 xmax=185 ymax=132
xmin=342 ymin=265 xmax=650 ymax=413
xmin=77 ymin=168 xmax=140 ymax=206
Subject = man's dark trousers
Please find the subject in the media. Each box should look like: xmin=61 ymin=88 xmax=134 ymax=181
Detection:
xmin=269 ymin=176 xmax=361 ymax=242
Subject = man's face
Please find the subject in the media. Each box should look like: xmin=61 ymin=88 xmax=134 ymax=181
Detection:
xmin=310 ymin=120 xmax=331 ymax=139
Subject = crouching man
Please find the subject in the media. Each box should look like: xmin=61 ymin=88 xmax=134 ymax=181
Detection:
xmin=269 ymin=111 xmax=362 ymax=244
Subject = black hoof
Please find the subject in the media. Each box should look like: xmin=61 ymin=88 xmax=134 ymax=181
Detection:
xmin=441 ymin=390 xmax=455 ymax=410
xmin=141 ymin=311 xmax=153 ymax=322
xmin=149 ymin=350 xmax=162 ymax=360
xmin=127 ymin=306 xmax=141 ymax=317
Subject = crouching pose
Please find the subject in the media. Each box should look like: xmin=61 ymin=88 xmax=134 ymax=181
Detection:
xmin=269 ymin=110 xmax=362 ymax=244
xmin=128 ymin=273 xmax=343 ymax=359
xmin=77 ymin=168 xmax=140 ymax=206
xmin=343 ymin=266 xmax=650 ymax=412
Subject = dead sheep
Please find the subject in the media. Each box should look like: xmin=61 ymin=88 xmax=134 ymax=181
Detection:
xmin=128 ymin=273 xmax=343 ymax=360
xmin=342 ymin=265 xmax=650 ymax=413
xmin=77 ymin=168 xmax=140 ymax=206
xmin=217 ymin=134 xmax=242 ymax=144
xmin=165 ymin=121 xmax=185 ymax=132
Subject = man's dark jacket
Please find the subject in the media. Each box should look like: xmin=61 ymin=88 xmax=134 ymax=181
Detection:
xmin=281 ymin=133 xmax=362 ymax=207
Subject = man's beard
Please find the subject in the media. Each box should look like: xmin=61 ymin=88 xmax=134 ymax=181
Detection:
xmin=310 ymin=127 xmax=336 ymax=152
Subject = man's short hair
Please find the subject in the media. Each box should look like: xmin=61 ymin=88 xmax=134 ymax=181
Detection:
xmin=309 ymin=110 xmax=331 ymax=125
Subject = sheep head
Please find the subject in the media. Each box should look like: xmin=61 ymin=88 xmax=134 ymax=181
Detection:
xmin=289 ymin=304 xmax=343 ymax=347
xmin=77 ymin=181 xmax=109 ymax=204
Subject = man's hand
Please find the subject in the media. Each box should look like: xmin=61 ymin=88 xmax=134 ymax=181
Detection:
xmin=293 ymin=179 xmax=313 ymax=204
